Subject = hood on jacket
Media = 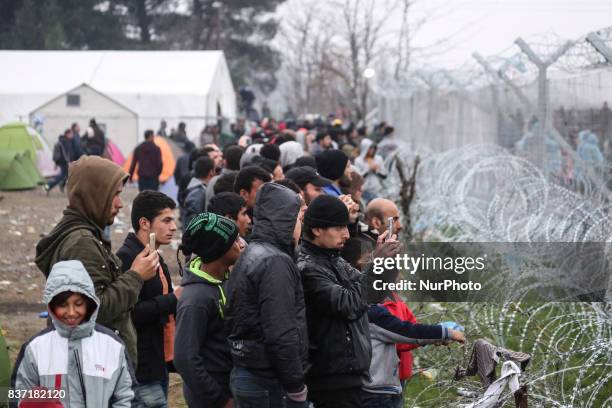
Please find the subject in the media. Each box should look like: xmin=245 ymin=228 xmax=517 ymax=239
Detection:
xmin=44 ymin=260 xmax=100 ymax=339
xmin=186 ymin=176 xmax=205 ymax=190
xmin=66 ymin=155 xmax=128 ymax=229
xmin=578 ymin=130 xmax=600 ymax=146
xmin=239 ymin=144 xmax=263 ymax=168
xmin=251 ymin=183 xmax=301 ymax=251
xmin=587 ymin=132 xmax=599 ymax=146
xmin=576 ymin=130 xmax=604 ymax=165
xmin=359 ymin=138 xmax=374 ymax=159
xmin=35 ymin=208 xmax=104 ymax=277
xmin=280 ymin=141 xmax=304 ymax=168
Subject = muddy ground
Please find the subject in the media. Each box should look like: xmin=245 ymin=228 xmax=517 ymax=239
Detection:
xmin=0 ymin=185 xmax=186 ymax=406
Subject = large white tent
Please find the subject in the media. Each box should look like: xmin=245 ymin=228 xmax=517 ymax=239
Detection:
xmin=0 ymin=50 xmax=237 ymax=153
xmin=31 ymin=84 xmax=139 ymax=157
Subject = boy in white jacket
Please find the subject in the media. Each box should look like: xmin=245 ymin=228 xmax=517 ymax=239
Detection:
xmin=11 ymin=260 xmax=134 ymax=407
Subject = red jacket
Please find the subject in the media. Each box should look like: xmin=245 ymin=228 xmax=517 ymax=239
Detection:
xmin=383 ymin=295 xmax=419 ymax=380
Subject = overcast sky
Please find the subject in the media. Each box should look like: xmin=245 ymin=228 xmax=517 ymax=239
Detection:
xmin=277 ymin=0 xmax=612 ymax=69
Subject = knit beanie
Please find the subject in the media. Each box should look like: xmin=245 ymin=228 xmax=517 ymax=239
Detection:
xmin=181 ymin=213 xmax=238 ymax=262
xmin=315 ymin=150 xmax=349 ymax=181
xmin=294 ymin=155 xmax=317 ymax=169
xmin=304 ymin=195 xmax=350 ymax=228
xmin=260 ymin=143 xmax=281 ymax=163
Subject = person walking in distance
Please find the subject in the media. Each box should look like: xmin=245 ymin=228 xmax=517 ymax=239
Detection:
xmin=129 ymin=129 xmax=163 ymax=191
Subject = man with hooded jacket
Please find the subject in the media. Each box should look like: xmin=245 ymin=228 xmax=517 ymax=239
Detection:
xmin=35 ymin=156 xmax=159 ymax=365
xmin=225 ymin=182 xmax=309 ymax=407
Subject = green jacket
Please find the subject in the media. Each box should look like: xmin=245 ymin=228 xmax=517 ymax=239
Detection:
xmin=35 ymin=208 xmax=143 ymax=365
xmin=35 ymin=155 xmax=141 ymax=366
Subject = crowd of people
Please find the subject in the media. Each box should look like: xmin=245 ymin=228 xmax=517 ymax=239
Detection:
xmin=45 ymin=119 xmax=107 ymax=194
xmin=11 ymin=115 xmax=468 ymax=408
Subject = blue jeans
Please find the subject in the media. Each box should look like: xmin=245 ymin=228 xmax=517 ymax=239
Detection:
xmin=47 ymin=164 xmax=68 ymax=191
xmin=132 ymin=380 xmax=168 ymax=408
xmin=230 ymin=367 xmax=309 ymax=408
xmin=88 ymin=145 xmax=104 ymax=156
xmin=138 ymin=177 xmax=160 ymax=192
xmin=361 ymin=390 xmax=403 ymax=408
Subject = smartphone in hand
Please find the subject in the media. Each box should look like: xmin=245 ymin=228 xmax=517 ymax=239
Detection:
xmin=387 ymin=217 xmax=394 ymax=240
xmin=149 ymin=233 xmax=156 ymax=253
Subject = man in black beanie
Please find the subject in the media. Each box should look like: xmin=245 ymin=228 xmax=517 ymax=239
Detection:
xmin=174 ymin=213 xmax=243 ymax=408
xmin=226 ymin=183 xmax=309 ymax=407
xmin=315 ymin=150 xmax=360 ymax=229
xmin=316 ymin=149 xmax=352 ymax=197
xmin=298 ymin=195 xmax=372 ymax=408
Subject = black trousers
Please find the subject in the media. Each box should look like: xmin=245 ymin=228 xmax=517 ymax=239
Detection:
xmin=309 ymin=387 xmax=362 ymax=408
xmin=138 ymin=177 xmax=160 ymax=191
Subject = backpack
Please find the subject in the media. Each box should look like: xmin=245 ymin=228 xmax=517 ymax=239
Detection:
xmin=52 ymin=142 xmax=65 ymax=165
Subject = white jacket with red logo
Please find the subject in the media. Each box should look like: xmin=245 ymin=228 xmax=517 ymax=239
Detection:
xmin=11 ymin=260 xmax=134 ymax=407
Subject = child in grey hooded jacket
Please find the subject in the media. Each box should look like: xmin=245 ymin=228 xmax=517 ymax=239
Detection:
xmin=11 ymin=260 xmax=134 ymax=407
xmin=362 ymin=305 xmax=466 ymax=408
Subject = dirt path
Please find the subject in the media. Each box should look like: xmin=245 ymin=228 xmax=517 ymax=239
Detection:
xmin=0 ymin=185 xmax=186 ymax=405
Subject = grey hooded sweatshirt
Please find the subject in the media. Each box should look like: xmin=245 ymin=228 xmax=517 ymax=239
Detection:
xmin=11 ymin=261 xmax=134 ymax=407
xmin=363 ymin=304 xmax=449 ymax=395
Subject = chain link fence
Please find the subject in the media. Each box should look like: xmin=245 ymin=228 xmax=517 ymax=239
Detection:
xmin=378 ymin=26 xmax=612 ymax=198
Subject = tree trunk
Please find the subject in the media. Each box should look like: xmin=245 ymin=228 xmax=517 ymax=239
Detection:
xmin=394 ymin=155 xmax=420 ymax=241
xmin=135 ymin=0 xmax=151 ymax=44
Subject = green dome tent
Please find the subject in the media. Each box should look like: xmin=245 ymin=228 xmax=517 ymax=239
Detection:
xmin=0 ymin=122 xmax=46 ymax=190
xmin=0 ymin=122 xmax=56 ymax=179
xmin=0 ymin=149 xmax=43 ymax=190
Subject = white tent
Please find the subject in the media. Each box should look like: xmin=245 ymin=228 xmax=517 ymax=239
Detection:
xmin=0 ymin=50 xmax=237 ymax=152
xmin=30 ymin=84 xmax=139 ymax=157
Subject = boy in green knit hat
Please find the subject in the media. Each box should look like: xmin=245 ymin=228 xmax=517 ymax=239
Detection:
xmin=173 ymin=213 xmax=243 ymax=408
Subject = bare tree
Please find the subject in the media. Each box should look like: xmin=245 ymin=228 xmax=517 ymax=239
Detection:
xmin=277 ymin=0 xmax=453 ymax=120
xmin=394 ymin=0 xmax=412 ymax=79
xmin=279 ymin=0 xmax=398 ymax=120
xmin=322 ymin=0 xmax=398 ymax=120
xmin=277 ymin=2 xmax=337 ymax=115
xmin=279 ymin=7 xmax=316 ymax=113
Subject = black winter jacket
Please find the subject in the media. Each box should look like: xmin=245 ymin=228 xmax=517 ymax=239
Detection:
xmin=54 ymin=135 xmax=76 ymax=166
xmin=173 ymin=258 xmax=232 ymax=408
xmin=298 ymin=239 xmax=372 ymax=391
xmin=116 ymin=233 xmax=177 ymax=383
xmin=225 ymin=183 xmax=308 ymax=393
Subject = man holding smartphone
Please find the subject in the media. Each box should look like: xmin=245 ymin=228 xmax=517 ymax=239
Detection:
xmin=361 ymin=198 xmax=402 ymax=242
xmin=360 ymin=198 xmax=427 ymax=388
xmin=35 ymin=156 xmax=159 ymax=367
xmin=117 ymin=190 xmax=181 ymax=407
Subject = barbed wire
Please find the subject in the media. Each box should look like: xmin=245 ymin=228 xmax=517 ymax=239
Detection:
xmin=378 ymin=26 xmax=612 ymax=98
xmin=378 ymin=142 xmax=611 ymax=407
